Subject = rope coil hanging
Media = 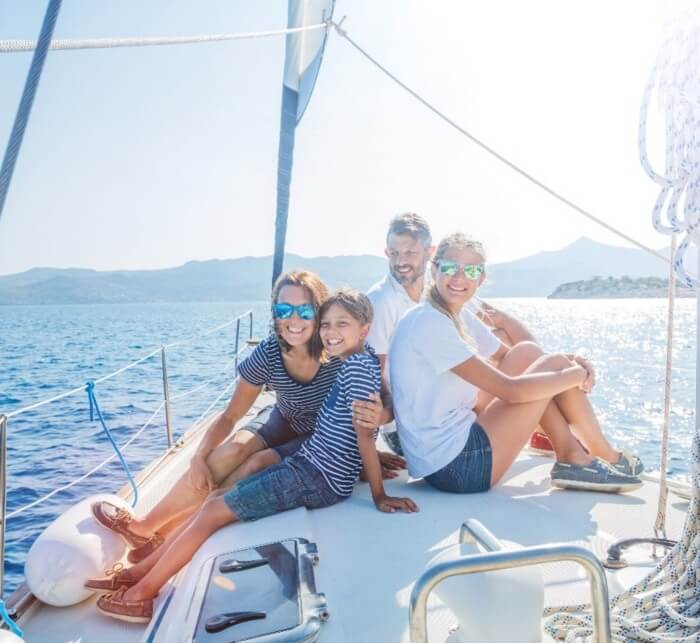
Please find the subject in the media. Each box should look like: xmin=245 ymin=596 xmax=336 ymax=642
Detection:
xmin=544 ymin=8 xmax=700 ymax=641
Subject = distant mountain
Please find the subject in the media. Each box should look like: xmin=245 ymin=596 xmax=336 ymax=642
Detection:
xmin=0 ymin=238 xmax=693 ymax=304
xmin=479 ymin=237 xmax=696 ymax=297
xmin=0 ymin=255 xmax=388 ymax=305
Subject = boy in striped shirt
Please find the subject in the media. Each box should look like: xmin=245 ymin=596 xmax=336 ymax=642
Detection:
xmin=95 ymin=288 xmax=418 ymax=623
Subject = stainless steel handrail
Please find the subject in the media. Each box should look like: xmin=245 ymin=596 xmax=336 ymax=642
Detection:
xmin=409 ymin=519 xmax=612 ymax=643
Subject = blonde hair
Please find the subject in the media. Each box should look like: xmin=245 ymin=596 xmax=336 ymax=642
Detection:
xmin=426 ymin=233 xmax=486 ymax=345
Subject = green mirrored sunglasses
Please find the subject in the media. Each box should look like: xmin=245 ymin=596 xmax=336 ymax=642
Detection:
xmin=435 ymin=260 xmax=484 ymax=280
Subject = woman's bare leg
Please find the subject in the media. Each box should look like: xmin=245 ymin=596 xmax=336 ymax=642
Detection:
xmin=478 ymin=353 xmax=593 ymax=486
xmin=493 ymin=342 xmax=619 ymax=463
xmin=126 ymin=429 xmax=264 ymax=538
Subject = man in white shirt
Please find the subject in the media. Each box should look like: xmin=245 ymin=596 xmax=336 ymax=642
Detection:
xmin=366 ymin=213 xmax=536 ymax=454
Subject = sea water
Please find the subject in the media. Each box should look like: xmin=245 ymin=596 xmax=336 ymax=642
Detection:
xmin=0 ymin=298 xmax=696 ymax=594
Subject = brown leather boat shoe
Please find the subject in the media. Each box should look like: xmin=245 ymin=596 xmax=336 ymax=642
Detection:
xmin=84 ymin=563 xmax=139 ymax=593
xmin=91 ymin=501 xmax=150 ymax=549
xmin=127 ymin=532 xmax=164 ymax=564
xmin=96 ymin=587 xmax=153 ymax=623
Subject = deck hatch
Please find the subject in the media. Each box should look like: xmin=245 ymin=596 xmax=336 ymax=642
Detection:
xmin=188 ymin=538 xmax=327 ymax=643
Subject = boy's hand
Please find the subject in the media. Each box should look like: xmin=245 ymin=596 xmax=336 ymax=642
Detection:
xmin=374 ymin=494 xmax=419 ymax=513
xmin=352 ymin=392 xmax=383 ymax=431
xmin=378 ymin=450 xmax=406 ymax=478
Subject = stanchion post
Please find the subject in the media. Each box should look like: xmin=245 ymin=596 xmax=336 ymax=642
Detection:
xmin=160 ymin=347 xmax=173 ymax=449
xmin=234 ymin=318 xmax=242 ymax=372
xmin=0 ymin=414 xmax=7 ymax=599
xmin=248 ymin=310 xmax=254 ymax=340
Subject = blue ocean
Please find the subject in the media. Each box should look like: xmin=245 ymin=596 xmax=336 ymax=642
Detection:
xmin=0 ymin=298 xmax=696 ymax=595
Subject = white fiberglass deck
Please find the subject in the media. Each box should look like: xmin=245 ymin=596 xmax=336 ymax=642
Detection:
xmin=18 ymin=394 xmax=690 ymax=643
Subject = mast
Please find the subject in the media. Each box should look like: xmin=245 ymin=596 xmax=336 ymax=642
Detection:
xmin=272 ymin=0 xmax=335 ymax=287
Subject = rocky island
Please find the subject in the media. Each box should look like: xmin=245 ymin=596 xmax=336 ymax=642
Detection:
xmin=549 ymin=276 xmax=695 ymax=299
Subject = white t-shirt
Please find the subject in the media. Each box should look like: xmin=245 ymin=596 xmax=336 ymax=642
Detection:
xmin=366 ymin=273 xmax=418 ymax=356
xmin=389 ymin=302 xmax=501 ymax=478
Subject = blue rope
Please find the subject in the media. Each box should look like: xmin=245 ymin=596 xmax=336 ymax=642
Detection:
xmin=0 ymin=598 xmax=23 ymax=638
xmin=86 ymin=381 xmax=138 ymax=508
xmin=0 ymin=0 xmax=63 ymax=222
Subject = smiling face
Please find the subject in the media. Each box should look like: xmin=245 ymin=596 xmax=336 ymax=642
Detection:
xmin=274 ymin=285 xmax=316 ymax=349
xmin=385 ymin=233 xmax=432 ymax=287
xmin=431 ymin=245 xmax=485 ymax=312
xmin=319 ymin=303 xmax=369 ymax=360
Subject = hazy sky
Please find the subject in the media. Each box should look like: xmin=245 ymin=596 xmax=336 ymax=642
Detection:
xmin=0 ymin=1 xmax=693 ymax=275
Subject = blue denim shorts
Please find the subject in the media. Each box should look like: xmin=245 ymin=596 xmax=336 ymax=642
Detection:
xmin=240 ymin=405 xmax=308 ymax=460
xmin=425 ymin=422 xmax=492 ymax=494
xmin=223 ymin=453 xmax=343 ymax=521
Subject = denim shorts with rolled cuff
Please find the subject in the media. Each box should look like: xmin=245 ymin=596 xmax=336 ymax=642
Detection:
xmin=239 ymin=404 xmax=309 ymax=460
xmin=223 ymin=453 xmax=343 ymax=521
xmin=424 ymin=422 xmax=492 ymax=493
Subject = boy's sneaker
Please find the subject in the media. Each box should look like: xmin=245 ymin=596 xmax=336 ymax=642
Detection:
xmin=551 ymin=458 xmax=643 ymax=493
xmin=613 ymin=451 xmax=644 ymax=477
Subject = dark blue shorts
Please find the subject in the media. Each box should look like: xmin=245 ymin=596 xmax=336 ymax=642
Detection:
xmin=425 ymin=422 xmax=492 ymax=494
xmin=241 ymin=405 xmax=308 ymax=460
xmin=381 ymin=428 xmax=404 ymax=457
xmin=223 ymin=453 xmax=343 ymax=521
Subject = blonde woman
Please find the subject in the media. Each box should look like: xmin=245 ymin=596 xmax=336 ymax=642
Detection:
xmin=389 ymin=233 xmax=643 ymax=494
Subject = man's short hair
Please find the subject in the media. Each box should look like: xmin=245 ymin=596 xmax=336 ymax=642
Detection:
xmin=386 ymin=212 xmax=432 ymax=247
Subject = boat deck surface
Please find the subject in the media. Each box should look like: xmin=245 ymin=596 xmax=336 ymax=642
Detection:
xmin=18 ymin=394 xmax=690 ymax=642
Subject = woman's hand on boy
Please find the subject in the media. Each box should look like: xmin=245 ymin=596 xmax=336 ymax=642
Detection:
xmin=374 ymin=494 xmax=419 ymax=513
xmin=351 ymin=392 xmax=384 ymax=431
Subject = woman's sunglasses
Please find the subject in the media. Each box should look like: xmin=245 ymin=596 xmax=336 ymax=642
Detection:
xmin=435 ymin=260 xmax=484 ymax=280
xmin=273 ymin=303 xmax=316 ymax=320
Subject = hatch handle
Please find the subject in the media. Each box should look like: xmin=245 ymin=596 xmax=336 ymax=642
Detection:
xmin=219 ymin=558 xmax=269 ymax=573
xmin=205 ymin=610 xmax=266 ymax=633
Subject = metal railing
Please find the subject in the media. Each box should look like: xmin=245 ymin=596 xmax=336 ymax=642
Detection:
xmin=0 ymin=309 xmax=255 ymax=598
xmin=409 ymin=518 xmax=612 ymax=643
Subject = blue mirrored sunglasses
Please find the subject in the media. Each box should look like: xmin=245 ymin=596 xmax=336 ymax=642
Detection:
xmin=273 ymin=303 xmax=316 ymax=320
xmin=435 ymin=260 xmax=484 ymax=280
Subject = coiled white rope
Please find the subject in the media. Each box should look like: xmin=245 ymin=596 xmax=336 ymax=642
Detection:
xmin=639 ymin=8 xmax=700 ymax=289
xmin=544 ymin=9 xmax=700 ymax=641
xmin=0 ymin=23 xmax=328 ymax=54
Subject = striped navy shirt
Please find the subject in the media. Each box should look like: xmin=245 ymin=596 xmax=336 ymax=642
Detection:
xmin=237 ymin=334 xmax=342 ymax=435
xmin=299 ymin=346 xmax=382 ymax=497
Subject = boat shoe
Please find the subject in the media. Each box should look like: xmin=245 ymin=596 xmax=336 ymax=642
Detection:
xmin=92 ymin=501 xmax=149 ymax=548
xmin=613 ymin=450 xmax=644 ymax=477
xmin=96 ymin=587 xmax=153 ymax=623
xmin=551 ymin=458 xmax=643 ymax=493
xmin=127 ymin=533 xmax=165 ymax=564
xmin=84 ymin=563 xmax=139 ymax=593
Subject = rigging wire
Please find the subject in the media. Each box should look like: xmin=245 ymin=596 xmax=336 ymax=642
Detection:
xmin=331 ymin=19 xmax=684 ymax=273
xmin=0 ymin=0 xmax=63 ymax=224
xmin=0 ymin=22 xmax=328 ymax=54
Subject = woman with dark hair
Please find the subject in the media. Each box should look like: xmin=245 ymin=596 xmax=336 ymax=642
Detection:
xmin=91 ymin=270 xmax=391 ymax=562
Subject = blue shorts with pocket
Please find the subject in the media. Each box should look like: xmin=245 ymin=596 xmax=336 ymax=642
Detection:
xmin=223 ymin=453 xmax=343 ymax=521
xmin=240 ymin=404 xmax=308 ymax=460
xmin=425 ymin=422 xmax=492 ymax=493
